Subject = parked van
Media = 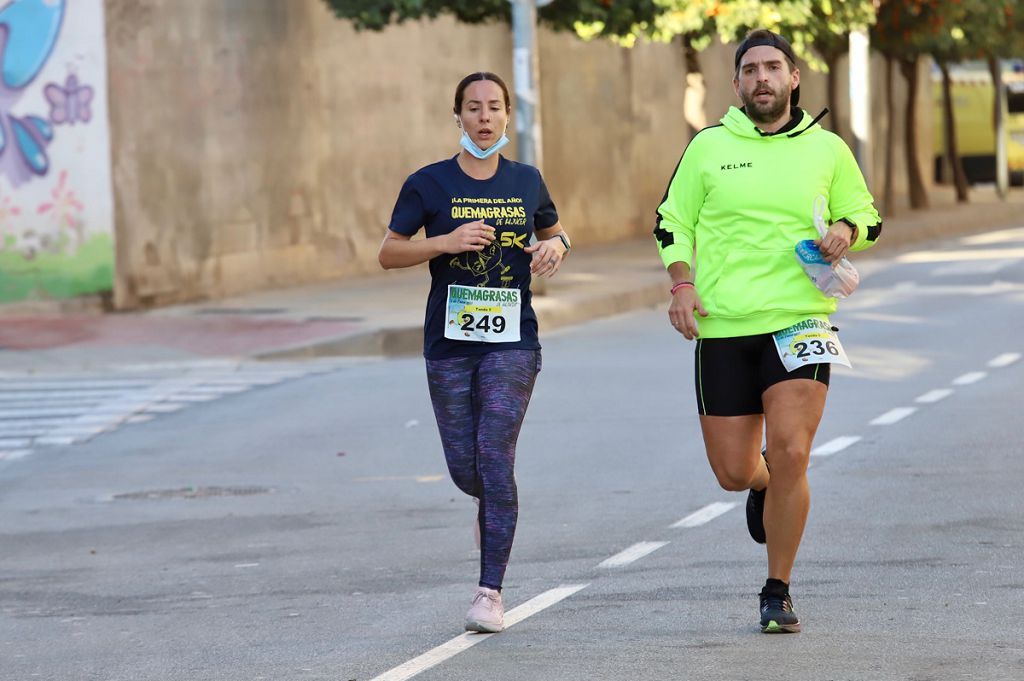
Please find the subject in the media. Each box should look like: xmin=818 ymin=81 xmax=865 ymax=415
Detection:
xmin=932 ymin=60 xmax=1024 ymax=186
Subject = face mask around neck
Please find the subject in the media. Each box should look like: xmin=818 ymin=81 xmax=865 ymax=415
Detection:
xmin=459 ymin=129 xmax=509 ymax=160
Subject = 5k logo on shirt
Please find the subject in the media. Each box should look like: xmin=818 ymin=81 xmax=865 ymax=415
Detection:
xmin=498 ymin=232 xmax=527 ymax=248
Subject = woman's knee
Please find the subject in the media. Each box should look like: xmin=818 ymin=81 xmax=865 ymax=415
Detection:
xmin=444 ymin=460 xmax=480 ymax=497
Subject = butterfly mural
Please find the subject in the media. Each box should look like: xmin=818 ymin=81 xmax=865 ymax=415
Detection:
xmin=45 ymin=71 xmax=91 ymax=124
xmin=0 ymin=0 xmax=65 ymax=186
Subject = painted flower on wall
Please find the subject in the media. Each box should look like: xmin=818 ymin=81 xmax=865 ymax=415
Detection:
xmin=0 ymin=190 xmax=21 ymax=251
xmin=36 ymin=168 xmax=82 ymax=250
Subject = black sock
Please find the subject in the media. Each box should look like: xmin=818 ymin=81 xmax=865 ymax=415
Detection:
xmin=763 ymin=578 xmax=789 ymax=596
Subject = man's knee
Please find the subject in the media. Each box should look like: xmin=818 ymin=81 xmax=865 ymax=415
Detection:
xmin=712 ymin=465 xmax=757 ymax=492
xmin=765 ymin=443 xmax=810 ymax=481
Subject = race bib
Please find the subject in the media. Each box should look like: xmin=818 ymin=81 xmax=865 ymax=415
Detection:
xmin=445 ymin=285 xmax=521 ymax=343
xmin=773 ymin=319 xmax=852 ymax=372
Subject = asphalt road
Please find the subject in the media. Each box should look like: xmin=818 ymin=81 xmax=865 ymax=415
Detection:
xmin=2 ymin=228 xmax=1023 ymax=681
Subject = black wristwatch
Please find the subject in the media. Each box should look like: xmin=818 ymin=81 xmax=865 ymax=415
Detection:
xmin=554 ymin=232 xmax=571 ymax=252
xmin=837 ymin=217 xmax=857 ymax=239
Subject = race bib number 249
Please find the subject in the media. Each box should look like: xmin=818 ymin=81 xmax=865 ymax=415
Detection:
xmin=445 ymin=284 xmax=521 ymax=343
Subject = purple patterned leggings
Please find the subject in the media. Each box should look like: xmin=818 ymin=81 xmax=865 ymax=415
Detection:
xmin=425 ymin=349 xmax=541 ymax=590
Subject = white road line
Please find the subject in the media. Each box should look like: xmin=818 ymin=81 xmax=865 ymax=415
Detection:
xmin=0 ymin=438 xmax=31 ymax=449
xmin=142 ymin=403 xmax=187 ymax=414
xmin=0 ymin=395 xmax=105 ymax=404
xmin=988 ymin=353 xmax=1021 ymax=368
xmin=916 ymin=389 xmax=954 ymax=404
xmin=33 ymin=436 xmax=79 ymax=446
xmin=369 ymin=584 xmax=588 ymax=681
xmin=0 ymin=380 xmax=152 ymax=391
xmin=181 ymin=386 xmax=251 ymax=394
xmin=0 ymin=449 xmax=32 ymax=461
xmin=952 ymin=371 xmax=987 ymax=385
xmin=596 ymin=541 xmax=669 ymax=569
xmin=0 ymin=407 xmax=96 ymax=418
xmin=166 ymin=394 xmax=219 ymax=402
xmin=671 ymin=502 xmax=738 ymax=528
xmin=811 ymin=435 xmax=862 ymax=457
xmin=870 ymin=408 xmax=917 ymax=425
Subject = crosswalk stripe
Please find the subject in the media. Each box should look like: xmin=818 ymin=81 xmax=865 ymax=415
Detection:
xmin=0 ymin=361 xmax=343 ymax=457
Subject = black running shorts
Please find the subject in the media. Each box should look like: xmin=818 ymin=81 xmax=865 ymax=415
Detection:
xmin=694 ymin=333 xmax=830 ymax=416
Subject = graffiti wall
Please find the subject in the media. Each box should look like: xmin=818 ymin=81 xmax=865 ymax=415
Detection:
xmin=0 ymin=0 xmax=113 ymax=304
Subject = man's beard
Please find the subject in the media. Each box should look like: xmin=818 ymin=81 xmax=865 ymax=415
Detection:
xmin=742 ymin=85 xmax=790 ymax=125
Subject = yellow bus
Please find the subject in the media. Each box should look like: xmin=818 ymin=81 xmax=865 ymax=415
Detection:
xmin=933 ymin=61 xmax=1024 ymax=186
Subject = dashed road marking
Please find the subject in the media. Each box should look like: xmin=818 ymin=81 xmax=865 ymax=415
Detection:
xmin=671 ymin=502 xmax=738 ymax=528
xmin=870 ymin=407 xmax=917 ymax=425
xmin=988 ymin=353 xmax=1021 ymax=368
xmin=916 ymin=389 xmax=954 ymax=403
xmin=811 ymin=435 xmax=862 ymax=457
xmin=369 ymin=584 xmax=589 ymax=681
xmin=952 ymin=371 xmax=987 ymax=385
xmin=596 ymin=541 xmax=669 ymax=569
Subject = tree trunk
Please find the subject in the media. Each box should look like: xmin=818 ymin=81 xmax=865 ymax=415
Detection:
xmin=826 ymin=52 xmax=841 ymax=138
xmin=988 ymin=56 xmax=1009 ymax=199
xmin=939 ymin=60 xmax=970 ymax=202
xmin=681 ymin=34 xmax=707 ymax=137
xmin=898 ymin=55 xmax=929 ymax=209
xmin=884 ymin=55 xmax=895 ymax=216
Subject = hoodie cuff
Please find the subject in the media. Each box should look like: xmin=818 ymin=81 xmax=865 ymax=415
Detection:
xmin=659 ymin=243 xmax=692 ymax=270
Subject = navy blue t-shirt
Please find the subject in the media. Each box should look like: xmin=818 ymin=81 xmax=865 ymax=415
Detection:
xmin=388 ymin=155 xmax=559 ymax=359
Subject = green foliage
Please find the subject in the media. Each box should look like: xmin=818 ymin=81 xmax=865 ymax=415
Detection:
xmin=325 ymin=0 xmax=1023 ymax=68
xmin=322 ymin=0 xmax=663 ymax=39
xmin=872 ymin=0 xmax=1024 ymax=63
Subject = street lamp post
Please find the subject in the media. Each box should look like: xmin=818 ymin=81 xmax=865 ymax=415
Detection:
xmin=509 ymin=0 xmax=554 ymax=170
xmin=509 ymin=0 xmax=554 ymax=293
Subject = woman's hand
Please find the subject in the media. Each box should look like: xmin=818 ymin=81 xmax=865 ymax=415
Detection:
xmin=668 ymin=286 xmax=708 ymax=340
xmin=525 ymin=237 xmax=566 ymax=278
xmin=445 ymin=220 xmax=495 ymax=254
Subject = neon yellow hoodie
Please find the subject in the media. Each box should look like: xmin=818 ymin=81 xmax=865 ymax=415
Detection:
xmin=654 ymin=106 xmax=882 ymax=338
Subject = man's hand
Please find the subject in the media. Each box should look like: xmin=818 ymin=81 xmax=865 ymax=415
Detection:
xmin=816 ymin=221 xmax=856 ymax=263
xmin=668 ymin=286 xmax=708 ymax=340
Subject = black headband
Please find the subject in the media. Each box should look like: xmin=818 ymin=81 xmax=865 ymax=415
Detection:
xmin=734 ymin=31 xmax=800 ymax=106
xmin=734 ymin=32 xmax=796 ymax=69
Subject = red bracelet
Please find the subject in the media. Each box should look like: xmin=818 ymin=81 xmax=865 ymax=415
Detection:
xmin=670 ymin=281 xmax=694 ymax=295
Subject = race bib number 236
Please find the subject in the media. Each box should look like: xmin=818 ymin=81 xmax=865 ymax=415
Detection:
xmin=773 ymin=318 xmax=851 ymax=372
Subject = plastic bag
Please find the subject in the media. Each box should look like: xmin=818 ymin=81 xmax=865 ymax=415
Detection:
xmin=794 ymin=196 xmax=860 ymax=299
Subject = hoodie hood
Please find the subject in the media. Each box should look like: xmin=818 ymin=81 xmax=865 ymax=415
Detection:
xmin=721 ymin=106 xmax=829 ymax=140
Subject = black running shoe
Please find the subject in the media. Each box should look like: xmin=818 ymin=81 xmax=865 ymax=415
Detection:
xmin=759 ymin=590 xmax=801 ymax=633
xmin=746 ymin=487 xmax=766 ymax=543
xmin=745 ymin=449 xmax=768 ymax=544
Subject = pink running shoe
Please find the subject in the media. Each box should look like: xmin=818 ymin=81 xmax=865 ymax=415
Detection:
xmin=464 ymin=586 xmax=504 ymax=633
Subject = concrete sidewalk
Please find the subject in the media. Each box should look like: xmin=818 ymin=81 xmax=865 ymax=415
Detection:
xmin=2 ymin=187 xmax=1022 ymax=374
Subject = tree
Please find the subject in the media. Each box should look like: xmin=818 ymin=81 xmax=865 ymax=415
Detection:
xmin=922 ymin=0 xmax=974 ymax=203
xmin=873 ymin=0 xmax=933 ymax=210
xmin=800 ymin=1 xmax=876 ymax=137
xmin=703 ymin=1 xmax=877 ymax=137
xmin=323 ymin=0 xmax=662 ymax=38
